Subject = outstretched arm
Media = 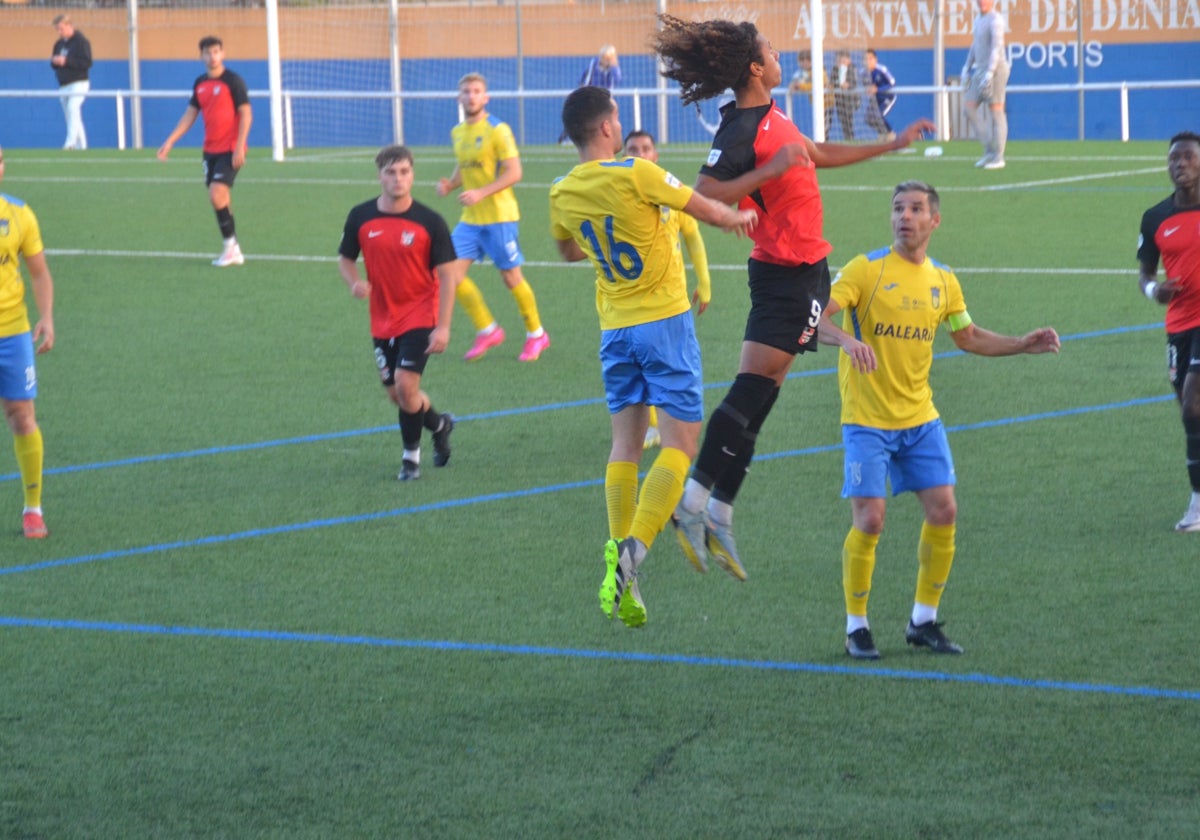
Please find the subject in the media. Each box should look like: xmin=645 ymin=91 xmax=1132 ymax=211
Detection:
xmin=951 ymin=323 xmax=1061 ymax=357
xmin=809 ymin=119 xmax=934 ymax=167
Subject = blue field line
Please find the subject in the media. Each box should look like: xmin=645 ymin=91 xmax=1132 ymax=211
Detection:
xmin=0 ymin=391 xmax=1175 ymax=579
xmin=0 ymin=321 xmax=1165 ymax=484
xmin=0 ymin=477 xmax=599 ymax=577
xmin=1 ymin=614 xmax=1196 ymax=702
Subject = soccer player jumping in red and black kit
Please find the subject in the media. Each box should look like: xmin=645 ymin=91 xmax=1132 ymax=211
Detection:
xmin=157 ymin=35 xmax=253 ymax=268
xmin=651 ymin=15 xmax=935 ymax=579
xmin=1139 ymin=131 xmax=1200 ymax=532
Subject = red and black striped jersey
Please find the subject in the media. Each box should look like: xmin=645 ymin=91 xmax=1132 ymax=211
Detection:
xmin=339 ymin=198 xmax=457 ymax=340
xmin=189 ymin=69 xmax=249 ymax=154
xmin=700 ymin=99 xmax=832 ymax=267
xmin=1139 ymin=195 xmax=1200 ymax=333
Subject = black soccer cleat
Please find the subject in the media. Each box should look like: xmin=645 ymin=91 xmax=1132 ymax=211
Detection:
xmin=432 ymin=414 xmax=455 ymax=467
xmin=398 ymin=459 xmax=421 ymax=481
xmin=905 ymin=620 xmax=964 ymax=654
xmin=845 ymin=627 xmax=881 ymax=660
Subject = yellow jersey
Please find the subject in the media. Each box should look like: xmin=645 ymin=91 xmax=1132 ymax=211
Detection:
xmin=450 ymin=115 xmax=521 ymax=225
xmin=0 ymin=193 xmax=43 ymax=338
xmin=830 ymin=246 xmax=967 ymax=430
xmin=549 ymin=156 xmax=695 ymax=330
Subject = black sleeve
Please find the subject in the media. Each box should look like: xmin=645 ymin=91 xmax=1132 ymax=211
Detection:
xmin=426 ymin=210 xmax=457 ymax=268
xmin=699 ymin=110 xmax=758 ymax=183
xmin=338 ymin=205 xmax=364 ymax=261
xmin=1137 ymin=207 xmax=1162 ymax=269
xmin=228 ymin=72 xmax=250 ymax=109
xmin=70 ymin=35 xmax=93 ymax=72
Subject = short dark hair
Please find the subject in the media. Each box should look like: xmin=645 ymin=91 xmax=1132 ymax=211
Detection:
xmin=375 ymin=145 xmax=414 ymax=171
xmin=199 ymin=36 xmax=223 ymax=52
xmin=1169 ymin=131 xmax=1200 ymax=148
xmin=623 ymin=129 xmax=655 ymax=147
xmin=561 ymin=86 xmax=614 ymax=148
xmin=893 ymin=180 xmax=940 ymax=213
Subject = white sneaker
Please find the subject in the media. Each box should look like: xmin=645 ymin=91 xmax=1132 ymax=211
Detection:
xmin=212 ymin=244 xmax=245 ymax=267
xmin=982 ymin=159 xmax=1006 ymax=170
xmin=1175 ymin=503 xmax=1200 ymax=532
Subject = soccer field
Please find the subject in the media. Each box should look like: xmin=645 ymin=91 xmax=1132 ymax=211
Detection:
xmin=2 ymin=139 xmax=1198 ymax=837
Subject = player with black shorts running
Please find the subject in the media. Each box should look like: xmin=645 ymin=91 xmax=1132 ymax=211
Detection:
xmin=157 ymin=35 xmax=253 ymax=268
xmin=651 ymin=15 xmax=934 ymax=579
xmin=338 ymin=145 xmax=460 ymax=482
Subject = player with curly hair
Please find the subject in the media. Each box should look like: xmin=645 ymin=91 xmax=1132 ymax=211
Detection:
xmin=651 ymin=14 xmax=933 ymax=580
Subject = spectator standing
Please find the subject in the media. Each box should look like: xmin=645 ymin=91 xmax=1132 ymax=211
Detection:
xmin=863 ymin=49 xmax=897 ymax=141
xmin=50 ymin=15 xmax=92 ymax=151
xmin=788 ymin=50 xmax=833 ymax=139
xmin=832 ymin=50 xmax=860 ymax=141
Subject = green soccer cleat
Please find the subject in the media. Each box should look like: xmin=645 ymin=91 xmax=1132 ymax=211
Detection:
xmin=599 ymin=539 xmax=619 ymax=619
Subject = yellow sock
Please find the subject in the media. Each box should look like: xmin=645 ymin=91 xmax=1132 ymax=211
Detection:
xmin=630 ymin=446 xmax=690 ymax=549
xmin=509 ymin=279 xmax=543 ymax=335
xmin=915 ymin=521 xmax=956 ymax=610
xmin=647 ymin=406 xmax=658 ymax=428
xmin=605 ymin=461 xmax=639 ymax=541
xmin=843 ymin=526 xmax=880 ymax=618
xmin=456 ymin=276 xmax=495 ymax=332
xmin=14 ymin=428 xmax=44 ymax=510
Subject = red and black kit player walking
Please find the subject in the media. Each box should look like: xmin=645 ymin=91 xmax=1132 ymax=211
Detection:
xmin=157 ymin=35 xmax=253 ymax=268
xmin=1138 ymin=131 xmax=1200 ymax=531
xmin=338 ymin=146 xmax=461 ymax=481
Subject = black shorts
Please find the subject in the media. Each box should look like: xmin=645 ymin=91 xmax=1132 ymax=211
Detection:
xmin=374 ymin=329 xmax=432 ymax=385
xmin=203 ymin=152 xmax=239 ymax=188
xmin=744 ymin=258 xmax=831 ymax=355
xmin=1166 ymin=326 xmax=1200 ymax=395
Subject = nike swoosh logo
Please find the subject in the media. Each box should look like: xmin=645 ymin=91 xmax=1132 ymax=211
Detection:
xmin=762 ymin=120 xmax=770 ymax=131
xmin=368 ymin=230 xmax=383 ymax=238
xmin=1165 ymin=226 xmax=1180 ymax=236
xmin=721 ymin=446 xmax=736 ymax=457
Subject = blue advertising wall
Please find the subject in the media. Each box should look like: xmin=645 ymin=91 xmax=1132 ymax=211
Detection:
xmin=3 ymin=44 xmax=1197 ymax=150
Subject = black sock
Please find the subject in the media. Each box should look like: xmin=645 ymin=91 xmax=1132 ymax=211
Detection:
xmin=692 ymin=373 xmax=776 ymax=490
xmin=713 ymin=385 xmax=780 ymax=504
xmin=399 ymin=408 xmax=424 ymax=451
xmin=1184 ymin=413 xmax=1200 ymax=491
xmin=215 ymin=207 xmax=236 ymax=240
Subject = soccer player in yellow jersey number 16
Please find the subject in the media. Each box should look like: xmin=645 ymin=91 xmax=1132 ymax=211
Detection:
xmin=0 ymin=147 xmax=56 ymax=539
xmin=437 ymin=72 xmax=550 ymax=363
xmin=549 ymin=86 xmax=757 ymax=628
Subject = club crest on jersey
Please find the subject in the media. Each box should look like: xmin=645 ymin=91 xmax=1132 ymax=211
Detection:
xmin=475 ymin=137 xmax=483 ymax=149
xmin=930 ymin=286 xmax=942 ymax=309
xmin=401 ymin=231 xmax=415 ymax=246
xmin=0 ymin=220 xmax=7 ymax=237
xmin=213 ymin=84 xmax=222 ymax=96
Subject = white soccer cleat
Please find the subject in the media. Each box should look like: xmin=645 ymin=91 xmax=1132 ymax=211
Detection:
xmin=1175 ymin=503 xmax=1200 ymax=533
xmin=212 ymin=244 xmax=245 ymax=267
